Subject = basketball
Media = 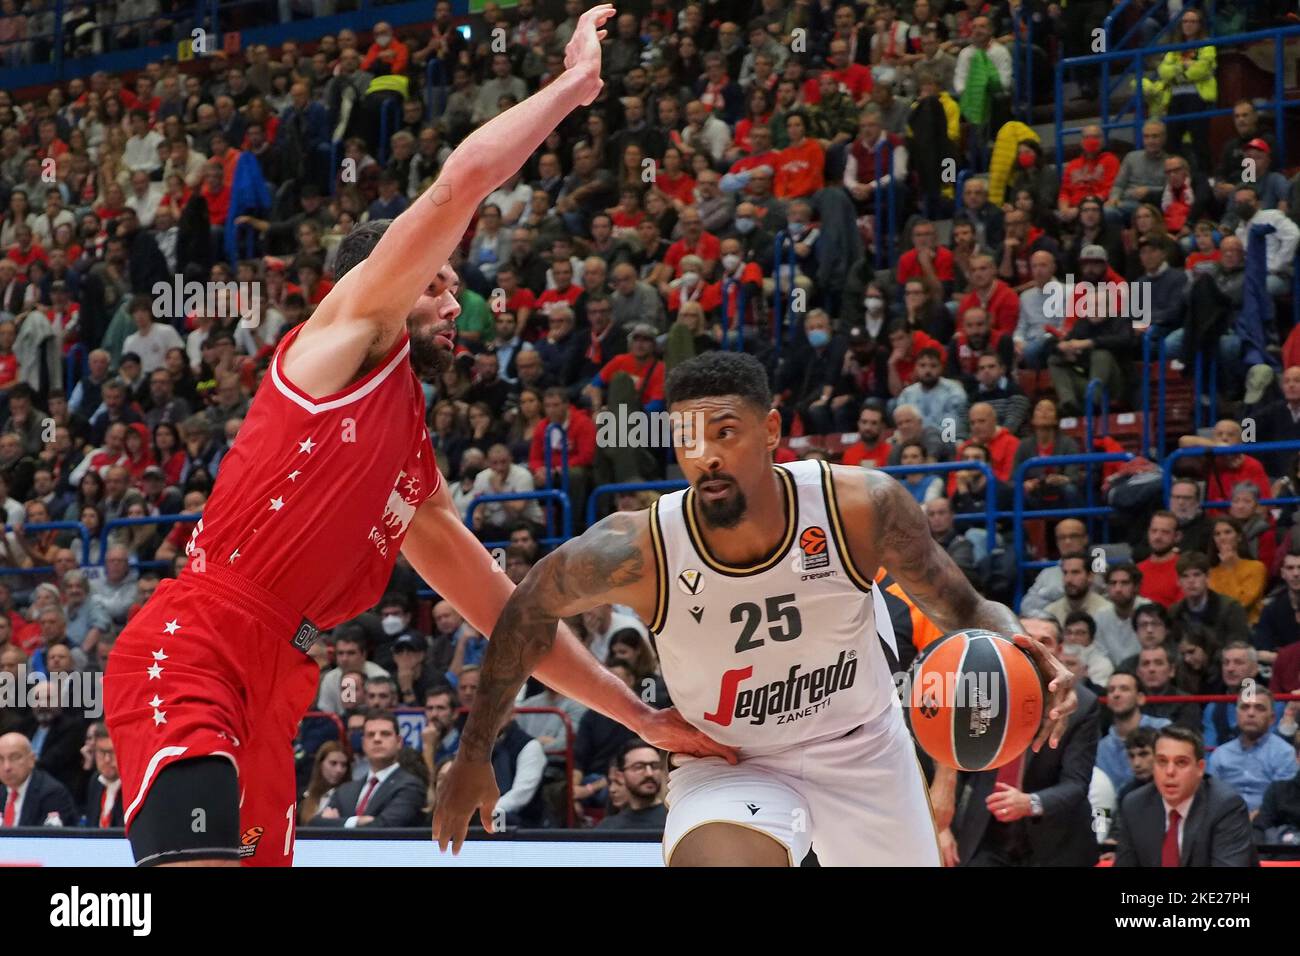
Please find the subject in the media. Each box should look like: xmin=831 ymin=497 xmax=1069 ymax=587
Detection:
xmin=906 ymin=629 xmax=1045 ymax=772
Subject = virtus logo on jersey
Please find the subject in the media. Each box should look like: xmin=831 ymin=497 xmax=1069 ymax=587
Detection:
xmin=703 ymin=650 xmax=858 ymax=727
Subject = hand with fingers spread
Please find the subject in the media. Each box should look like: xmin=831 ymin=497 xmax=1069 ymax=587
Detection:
xmin=432 ymin=758 xmax=501 ymax=855
xmin=635 ymin=707 xmax=740 ymax=765
xmin=564 ymin=3 xmax=617 ymax=106
xmin=1012 ymin=631 xmax=1077 ymax=751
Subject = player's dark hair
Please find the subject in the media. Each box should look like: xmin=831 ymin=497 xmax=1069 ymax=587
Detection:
xmin=664 ymin=351 xmax=771 ymax=414
xmin=334 ymin=219 xmax=391 ymax=280
xmin=1157 ymin=724 xmax=1205 ymax=761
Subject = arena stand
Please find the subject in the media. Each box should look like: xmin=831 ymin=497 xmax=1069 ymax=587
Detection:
xmin=0 ymin=0 xmax=1299 ymax=865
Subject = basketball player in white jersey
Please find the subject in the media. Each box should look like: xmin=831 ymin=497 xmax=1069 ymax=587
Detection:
xmin=434 ymin=352 xmax=1076 ymax=866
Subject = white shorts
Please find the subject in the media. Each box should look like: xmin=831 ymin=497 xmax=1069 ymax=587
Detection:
xmin=663 ymin=708 xmax=941 ymax=866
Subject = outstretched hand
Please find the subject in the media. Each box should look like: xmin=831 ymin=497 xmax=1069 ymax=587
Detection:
xmin=1012 ymin=632 xmax=1077 ymax=752
xmin=564 ymin=4 xmax=616 ymax=105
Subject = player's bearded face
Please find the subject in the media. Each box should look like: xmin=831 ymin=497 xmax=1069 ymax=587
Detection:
xmin=694 ymin=470 xmax=747 ymax=529
xmin=407 ymin=291 xmax=455 ymax=378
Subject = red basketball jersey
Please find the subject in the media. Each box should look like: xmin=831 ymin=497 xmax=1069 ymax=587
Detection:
xmin=185 ymin=324 xmax=440 ymax=629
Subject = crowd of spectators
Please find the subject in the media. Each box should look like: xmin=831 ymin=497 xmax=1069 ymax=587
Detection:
xmin=0 ymin=0 xmax=1298 ymax=859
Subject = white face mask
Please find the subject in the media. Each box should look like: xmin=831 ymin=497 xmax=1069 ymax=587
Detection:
xmin=376 ymin=34 xmax=392 ymax=48
xmin=864 ymin=296 xmax=883 ymax=313
xmin=381 ymin=614 xmax=405 ymax=636
xmin=680 ymin=271 xmax=700 ymax=287
xmin=722 ymin=253 xmax=741 ymax=272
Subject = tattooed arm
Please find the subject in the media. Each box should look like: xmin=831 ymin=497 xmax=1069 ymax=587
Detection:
xmin=456 ymin=510 xmax=654 ymax=764
xmin=838 ymin=466 xmax=1076 ymax=748
xmin=431 ymin=508 xmax=737 ymax=852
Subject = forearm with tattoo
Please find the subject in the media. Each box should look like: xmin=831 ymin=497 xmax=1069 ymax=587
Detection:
xmin=458 ymin=513 xmax=647 ymax=762
xmin=864 ymin=470 xmax=1021 ymax=637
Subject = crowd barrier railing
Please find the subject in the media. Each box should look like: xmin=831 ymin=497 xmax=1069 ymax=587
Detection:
xmin=585 ymin=480 xmax=688 ymax=529
xmin=466 ymin=490 xmax=571 ymax=551
xmin=1162 ymin=440 xmax=1300 ymax=509
xmin=879 ymin=461 xmax=999 ymax=544
xmin=1012 ymin=451 xmax=1134 ymax=607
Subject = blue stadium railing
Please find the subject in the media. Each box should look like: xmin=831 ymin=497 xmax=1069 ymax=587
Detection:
xmin=1012 ymin=451 xmax=1134 ymax=607
xmin=585 ymin=480 xmax=687 ymax=529
xmin=1162 ymin=440 xmax=1300 ymax=509
xmin=1054 ymin=22 xmax=1300 ymax=167
xmin=466 ymin=490 xmax=572 ymax=552
xmin=0 ymin=0 xmax=472 ymax=90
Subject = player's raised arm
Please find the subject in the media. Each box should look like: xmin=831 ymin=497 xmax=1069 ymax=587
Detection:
xmin=317 ymin=4 xmax=617 ymax=342
xmin=845 ymin=466 xmax=1077 ymax=749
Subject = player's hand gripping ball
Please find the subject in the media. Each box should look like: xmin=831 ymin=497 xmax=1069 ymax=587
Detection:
xmin=906 ymin=629 xmax=1044 ymax=771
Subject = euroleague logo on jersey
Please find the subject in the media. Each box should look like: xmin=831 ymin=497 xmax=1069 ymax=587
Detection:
xmin=789 ymin=525 xmax=831 ymax=577
xmin=703 ymin=651 xmax=858 ymax=727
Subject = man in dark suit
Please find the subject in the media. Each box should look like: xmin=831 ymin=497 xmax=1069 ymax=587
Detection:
xmin=950 ymin=614 xmax=1101 ymax=866
xmin=304 ymin=711 xmax=425 ymax=828
xmin=30 ymin=680 xmax=88 ymax=799
xmin=1112 ymin=725 xmax=1258 ymax=866
xmin=0 ymin=732 xmax=79 ymax=826
xmin=83 ymin=723 xmax=124 ymax=829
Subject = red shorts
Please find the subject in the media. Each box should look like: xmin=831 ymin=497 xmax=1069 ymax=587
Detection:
xmin=104 ymin=564 xmax=320 ymax=867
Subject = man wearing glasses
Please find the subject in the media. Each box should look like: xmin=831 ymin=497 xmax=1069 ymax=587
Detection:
xmin=596 ymin=740 xmax=666 ymax=832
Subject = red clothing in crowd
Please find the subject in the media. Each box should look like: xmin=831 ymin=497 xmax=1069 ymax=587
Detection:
xmin=957 ymin=281 xmax=1020 ymax=337
xmin=667 ymin=280 xmax=723 ymax=315
xmin=361 ymin=38 xmax=410 ymax=75
xmin=664 ymin=231 xmax=722 ymax=276
xmin=536 ymin=284 xmax=583 ymax=313
xmin=896 ymin=245 xmax=955 ymax=286
xmin=891 ymin=330 xmax=947 ymax=385
xmin=529 ymin=407 xmax=597 ymax=472
xmin=1058 ymin=152 xmax=1120 ymax=209
xmin=1205 ymin=454 xmax=1270 ymax=506
xmin=842 ymin=439 xmax=891 ymax=468
xmin=948 ymin=427 xmax=1018 ymax=494
xmin=801 ymin=64 xmax=873 ymax=104
xmin=595 ymin=353 xmax=665 ymax=404
xmin=1138 ymin=553 xmax=1183 ymax=607
xmin=7 ymin=243 xmax=49 ymax=274
xmin=773 ymin=139 xmax=826 ymax=199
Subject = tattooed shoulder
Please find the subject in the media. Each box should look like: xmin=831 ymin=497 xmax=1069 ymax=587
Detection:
xmin=541 ymin=509 xmax=650 ymax=611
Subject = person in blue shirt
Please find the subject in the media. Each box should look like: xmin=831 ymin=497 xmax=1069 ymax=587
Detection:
xmin=1207 ymin=688 xmax=1298 ymax=814
xmin=1203 ymin=641 xmax=1285 ymax=747
xmin=1097 ymin=671 xmax=1170 ymax=789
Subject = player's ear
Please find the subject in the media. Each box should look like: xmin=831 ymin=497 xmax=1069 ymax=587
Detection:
xmin=765 ymin=406 xmax=781 ymax=450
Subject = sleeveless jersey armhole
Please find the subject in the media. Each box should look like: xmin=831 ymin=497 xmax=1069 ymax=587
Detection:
xmin=818 ymin=459 xmax=875 ymax=594
xmin=647 ymin=498 xmax=669 ymax=634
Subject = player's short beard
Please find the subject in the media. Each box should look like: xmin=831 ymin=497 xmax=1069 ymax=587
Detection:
xmin=695 ymin=474 xmax=747 ymax=529
xmin=409 ymin=326 xmax=452 ymax=378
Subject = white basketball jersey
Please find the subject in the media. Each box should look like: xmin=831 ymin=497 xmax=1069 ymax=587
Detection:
xmin=647 ymin=459 xmax=898 ymax=756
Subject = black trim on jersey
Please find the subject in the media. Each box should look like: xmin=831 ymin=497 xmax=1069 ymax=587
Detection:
xmin=818 ymin=460 xmax=875 ymax=593
xmin=681 ymin=466 xmax=798 ymax=577
xmin=647 ymin=498 xmax=669 ymax=634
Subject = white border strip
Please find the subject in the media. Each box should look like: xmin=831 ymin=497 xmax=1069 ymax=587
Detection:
xmin=271 ymin=339 xmax=412 ymax=415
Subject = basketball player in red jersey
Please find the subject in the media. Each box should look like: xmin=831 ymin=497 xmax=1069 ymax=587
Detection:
xmin=104 ymin=4 xmax=733 ymax=867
